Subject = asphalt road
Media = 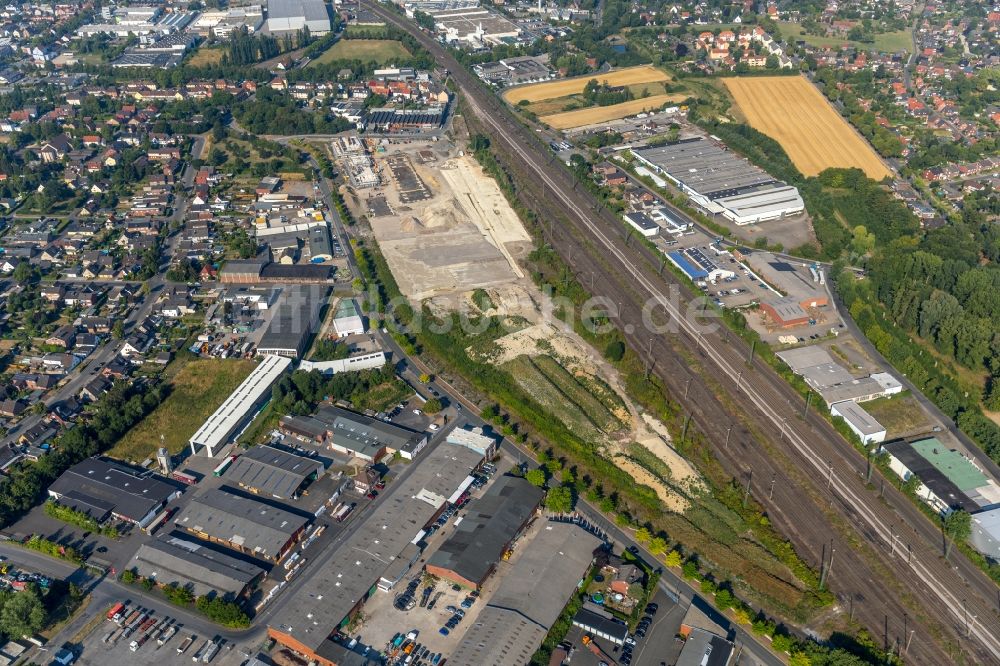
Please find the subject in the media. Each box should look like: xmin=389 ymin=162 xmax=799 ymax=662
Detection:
xmin=358 ymin=4 xmax=1000 ymax=664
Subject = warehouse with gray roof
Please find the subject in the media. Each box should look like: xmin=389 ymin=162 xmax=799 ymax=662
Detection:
xmin=224 ymin=445 xmax=324 ymax=499
xmin=633 ymin=138 xmax=804 ymax=225
xmin=47 ymin=457 xmax=181 ymax=527
xmin=266 ymin=0 xmax=331 ymax=33
xmin=425 ymin=475 xmax=545 ymax=589
xmin=267 ymin=440 xmax=485 ymax=664
xmin=175 ymin=488 xmax=309 ymax=563
xmin=131 ymin=535 xmax=265 ymax=599
xmin=448 ymin=522 xmax=603 ymax=666
xmin=256 ymin=286 xmax=328 ymax=358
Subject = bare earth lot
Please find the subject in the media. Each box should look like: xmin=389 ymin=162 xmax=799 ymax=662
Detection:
xmin=723 ymin=76 xmax=892 ymax=179
xmin=367 ymin=146 xmax=531 ymax=300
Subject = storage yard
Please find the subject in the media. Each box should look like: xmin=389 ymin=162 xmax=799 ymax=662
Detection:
xmin=723 ymin=76 xmax=893 ymax=180
xmin=501 ymin=65 xmax=669 ymax=104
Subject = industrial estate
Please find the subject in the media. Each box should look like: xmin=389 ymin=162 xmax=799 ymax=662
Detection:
xmin=0 ymin=1 xmax=995 ymax=666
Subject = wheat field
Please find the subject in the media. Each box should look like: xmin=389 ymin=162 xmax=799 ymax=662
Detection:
xmin=542 ymin=94 xmax=685 ymax=130
xmin=503 ymin=65 xmax=670 ymax=104
xmin=723 ymin=76 xmax=892 ymax=180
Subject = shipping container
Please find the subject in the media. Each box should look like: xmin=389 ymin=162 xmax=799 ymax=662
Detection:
xmin=171 ymin=471 xmax=198 ymax=485
xmin=212 ymin=456 xmax=237 ymax=477
xmin=177 ymin=635 xmax=196 ymax=654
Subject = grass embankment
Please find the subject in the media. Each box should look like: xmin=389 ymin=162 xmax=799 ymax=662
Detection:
xmin=110 ymin=358 xmax=256 ymax=461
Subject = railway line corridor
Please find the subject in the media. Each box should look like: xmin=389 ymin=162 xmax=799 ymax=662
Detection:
xmin=361 ymin=4 xmax=1000 ymax=662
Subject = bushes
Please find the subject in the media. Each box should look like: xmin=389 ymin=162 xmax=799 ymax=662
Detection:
xmin=22 ymin=535 xmax=83 ymax=564
xmin=43 ymin=501 xmax=118 ymax=538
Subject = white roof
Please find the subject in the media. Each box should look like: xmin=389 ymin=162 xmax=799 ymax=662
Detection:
xmin=830 ymin=400 xmax=885 ymax=436
xmin=189 ymin=354 xmax=292 ymax=454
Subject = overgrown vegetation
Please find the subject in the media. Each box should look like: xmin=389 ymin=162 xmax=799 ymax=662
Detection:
xmin=43 ymin=501 xmax=118 ymax=538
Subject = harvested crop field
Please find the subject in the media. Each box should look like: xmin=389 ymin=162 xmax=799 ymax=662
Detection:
xmin=503 ymin=65 xmax=669 ymax=104
xmin=542 ymin=94 xmax=685 ymax=129
xmin=723 ymin=76 xmax=892 ymax=180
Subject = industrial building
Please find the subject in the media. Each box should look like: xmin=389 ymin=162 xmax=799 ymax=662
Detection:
xmin=280 ymin=404 xmax=428 ymax=461
xmin=224 ymin=445 xmax=324 ymax=499
xmin=425 ymin=475 xmax=545 ymax=589
xmin=220 ymin=259 xmax=334 ymax=284
xmin=267 ymin=440 xmax=486 ymax=665
xmin=622 ymin=211 xmax=660 ymax=237
xmin=970 ymin=506 xmax=1000 ymax=562
xmin=448 ymin=522 xmax=602 ymax=666
xmin=776 ymin=347 xmax=903 ymax=407
xmin=265 ymin=0 xmax=331 ymax=34
xmin=633 ymin=138 xmax=804 ymax=225
xmin=256 ymin=286 xmax=329 ymax=358
xmin=425 ymin=6 xmax=520 ymax=45
xmin=666 ymin=248 xmax=734 ymax=283
xmin=759 ymin=296 xmax=812 ymax=328
xmin=446 ymin=426 xmax=497 ymax=458
xmin=571 ymin=605 xmax=630 ymax=646
xmin=676 ymin=627 xmax=734 ymax=666
xmin=364 ymin=107 xmax=447 ymax=133
xmin=131 ymin=535 xmax=266 ymax=599
xmin=175 ymin=488 xmax=309 ymax=563
xmin=332 ymin=298 xmax=365 ymax=337
xmin=881 ymin=437 xmax=997 ymax=514
xmin=297 ymin=351 xmax=387 ymax=375
xmin=189 ymin=354 xmax=292 ymax=457
xmin=255 ymin=221 xmax=333 ymax=264
xmin=830 ymin=400 xmax=886 ymax=445
xmin=47 ymin=458 xmax=181 ymax=527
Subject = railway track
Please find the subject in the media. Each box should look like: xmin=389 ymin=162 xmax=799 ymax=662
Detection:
xmin=364 ymin=4 xmax=1000 ymax=662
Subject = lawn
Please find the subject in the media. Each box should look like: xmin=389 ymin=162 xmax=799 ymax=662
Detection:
xmin=778 ymin=21 xmax=912 ymax=53
xmin=863 ymin=393 xmax=931 ymax=438
xmin=187 ymin=46 xmax=225 ymax=67
xmin=309 ymin=39 xmax=410 ymax=66
xmin=109 ymin=358 xmax=257 ymax=462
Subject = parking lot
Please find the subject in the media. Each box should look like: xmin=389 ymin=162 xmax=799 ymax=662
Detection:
xmin=75 ymin=601 xmax=250 ymax=666
xmin=348 ymin=459 xmax=535 ymax=661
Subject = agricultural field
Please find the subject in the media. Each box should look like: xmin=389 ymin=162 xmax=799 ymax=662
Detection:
xmin=724 ymin=76 xmax=893 ymax=179
xmin=309 ymin=38 xmax=410 ymax=66
xmin=542 ymin=94 xmax=686 ymax=130
xmin=502 ymin=64 xmax=669 ymax=104
xmin=109 ymin=358 xmax=256 ymax=461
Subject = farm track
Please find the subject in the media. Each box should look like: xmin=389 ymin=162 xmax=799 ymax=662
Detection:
xmin=724 ymin=76 xmax=892 ymax=179
xmin=364 ymin=4 xmax=1000 ymax=663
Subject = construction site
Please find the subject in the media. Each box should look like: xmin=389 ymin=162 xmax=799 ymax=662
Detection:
xmin=353 ymin=142 xmax=532 ymax=301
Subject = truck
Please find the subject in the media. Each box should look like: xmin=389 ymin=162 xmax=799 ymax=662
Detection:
xmin=129 ymin=634 xmax=150 ymax=652
xmin=120 ymin=609 xmax=141 ymax=627
xmin=107 ymin=602 xmax=125 ymax=621
xmin=177 ymin=634 xmax=196 ymax=654
xmin=171 ymin=470 xmax=198 ymax=485
xmin=581 ymin=635 xmax=616 ymax=665
xmin=192 ymin=639 xmax=212 ymax=662
xmin=201 ymin=641 xmax=220 ymax=663
xmin=334 ymin=502 xmax=354 ymax=522
xmin=158 ymin=625 xmax=178 ymax=646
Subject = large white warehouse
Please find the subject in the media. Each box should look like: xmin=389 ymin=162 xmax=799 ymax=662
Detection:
xmin=633 ymin=138 xmax=804 ymax=225
xmin=189 ymin=354 xmax=292 ymax=457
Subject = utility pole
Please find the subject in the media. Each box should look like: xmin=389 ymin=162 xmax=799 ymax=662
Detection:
xmin=827 ymin=461 xmax=834 ymax=490
xmin=684 ymin=377 xmax=692 ymax=399
xmin=681 ymin=414 xmax=691 ymax=443
xmin=802 ymin=392 xmax=812 ymax=418
xmin=820 ymin=540 xmax=835 ymax=590
xmin=742 ymin=467 xmax=752 ymax=508
xmin=779 ymin=417 xmax=788 ymax=440
xmin=736 ymin=370 xmax=742 ymax=393
xmin=747 ymin=339 xmax=756 ymax=364
xmin=768 ymin=474 xmax=775 ymax=501
xmin=963 ymin=598 xmax=969 ymax=637
xmin=724 ymin=425 xmax=733 ymax=451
